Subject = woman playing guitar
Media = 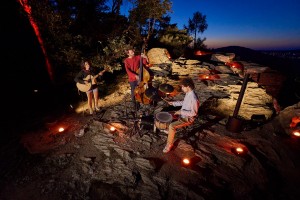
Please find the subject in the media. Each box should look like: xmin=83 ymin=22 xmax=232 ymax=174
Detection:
xmin=74 ymin=59 xmax=105 ymax=115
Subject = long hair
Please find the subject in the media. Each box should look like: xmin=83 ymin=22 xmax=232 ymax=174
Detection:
xmin=80 ymin=59 xmax=90 ymax=69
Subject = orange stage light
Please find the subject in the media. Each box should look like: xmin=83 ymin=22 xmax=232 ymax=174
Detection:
xmin=182 ymin=158 xmax=190 ymax=165
xmin=199 ymin=74 xmax=220 ymax=81
xmin=292 ymin=130 xmax=300 ymax=137
xmin=110 ymin=126 xmax=116 ymax=132
xmin=231 ymin=146 xmax=248 ymax=156
xmin=235 ymin=147 xmax=243 ymax=154
xmin=58 ymin=127 xmax=65 ymax=133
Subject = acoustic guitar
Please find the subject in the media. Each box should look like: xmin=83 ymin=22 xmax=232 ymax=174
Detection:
xmin=76 ymin=69 xmax=106 ymax=92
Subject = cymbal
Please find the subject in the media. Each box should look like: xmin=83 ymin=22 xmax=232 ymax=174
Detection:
xmin=145 ymin=87 xmax=159 ymax=101
xmin=159 ymin=83 xmax=174 ymax=93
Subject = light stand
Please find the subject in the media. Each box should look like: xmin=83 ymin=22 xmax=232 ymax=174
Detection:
xmin=131 ymin=101 xmax=142 ymax=136
xmin=122 ymin=94 xmax=142 ymax=137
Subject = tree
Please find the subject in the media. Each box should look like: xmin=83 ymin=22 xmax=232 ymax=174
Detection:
xmin=128 ymin=0 xmax=172 ymax=46
xmin=158 ymin=25 xmax=193 ymax=57
xmin=185 ymin=11 xmax=208 ymax=49
xmin=22 ymin=0 xmax=126 ymax=83
xmin=111 ymin=0 xmax=123 ymax=14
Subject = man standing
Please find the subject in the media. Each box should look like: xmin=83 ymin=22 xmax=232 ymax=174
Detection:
xmin=163 ymin=78 xmax=200 ymax=153
xmin=124 ymin=48 xmax=149 ymax=110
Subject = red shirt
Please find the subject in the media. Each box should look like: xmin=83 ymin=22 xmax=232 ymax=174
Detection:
xmin=124 ymin=55 xmax=148 ymax=82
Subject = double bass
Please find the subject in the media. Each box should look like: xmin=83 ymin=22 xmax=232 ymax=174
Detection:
xmin=134 ymin=47 xmax=153 ymax=105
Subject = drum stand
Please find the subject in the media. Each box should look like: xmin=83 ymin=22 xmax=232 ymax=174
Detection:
xmin=123 ymin=95 xmax=142 ymax=137
xmin=128 ymin=118 xmax=142 ymax=137
xmin=128 ymin=103 xmax=143 ymax=137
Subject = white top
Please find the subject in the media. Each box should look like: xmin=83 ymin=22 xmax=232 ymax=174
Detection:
xmin=172 ymin=90 xmax=200 ymax=119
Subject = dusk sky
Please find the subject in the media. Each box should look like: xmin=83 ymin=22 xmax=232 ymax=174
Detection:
xmin=119 ymin=0 xmax=300 ymax=50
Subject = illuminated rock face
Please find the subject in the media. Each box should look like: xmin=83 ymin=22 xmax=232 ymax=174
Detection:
xmin=4 ymin=47 xmax=299 ymax=200
xmin=148 ymin=48 xmax=275 ymax=121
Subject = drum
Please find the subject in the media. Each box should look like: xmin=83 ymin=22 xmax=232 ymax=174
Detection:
xmin=158 ymin=83 xmax=174 ymax=98
xmin=155 ymin=112 xmax=173 ymax=130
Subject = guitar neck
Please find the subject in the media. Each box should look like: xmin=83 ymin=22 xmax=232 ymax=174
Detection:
xmin=94 ymin=69 xmax=106 ymax=79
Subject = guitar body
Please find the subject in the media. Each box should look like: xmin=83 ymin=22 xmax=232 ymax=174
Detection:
xmin=76 ymin=68 xmax=109 ymax=92
xmin=76 ymin=82 xmax=92 ymax=92
xmin=76 ymin=75 xmax=97 ymax=92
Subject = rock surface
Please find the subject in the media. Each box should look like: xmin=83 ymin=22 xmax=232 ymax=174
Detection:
xmin=0 ymin=48 xmax=299 ymax=200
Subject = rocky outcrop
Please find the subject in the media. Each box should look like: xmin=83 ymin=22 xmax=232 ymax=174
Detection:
xmin=2 ymin=48 xmax=299 ymax=200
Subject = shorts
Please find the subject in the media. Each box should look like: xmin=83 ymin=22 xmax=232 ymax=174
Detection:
xmin=86 ymin=85 xmax=98 ymax=93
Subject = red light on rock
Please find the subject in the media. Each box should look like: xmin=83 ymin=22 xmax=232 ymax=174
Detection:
xmin=231 ymin=146 xmax=248 ymax=156
xmin=199 ymin=74 xmax=220 ymax=81
xmin=225 ymin=61 xmax=244 ymax=74
xmin=110 ymin=126 xmax=116 ymax=132
xmin=235 ymin=147 xmax=243 ymax=154
xmin=182 ymin=158 xmax=190 ymax=165
xmin=194 ymin=50 xmax=212 ymax=56
xmin=165 ymin=50 xmax=172 ymax=60
xmin=58 ymin=127 xmax=64 ymax=133
xmin=290 ymin=116 xmax=300 ymax=128
xmin=292 ymin=130 xmax=300 ymax=137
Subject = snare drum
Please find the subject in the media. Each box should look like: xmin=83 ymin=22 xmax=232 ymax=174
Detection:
xmin=155 ymin=112 xmax=173 ymax=130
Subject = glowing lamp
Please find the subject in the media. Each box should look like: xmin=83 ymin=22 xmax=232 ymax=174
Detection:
xmin=235 ymin=147 xmax=243 ymax=154
xmin=110 ymin=126 xmax=116 ymax=133
xmin=292 ymin=130 xmax=300 ymax=137
xmin=165 ymin=50 xmax=172 ymax=59
xmin=194 ymin=50 xmax=212 ymax=56
xmin=58 ymin=127 xmax=65 ymax=133
xmin=199 ymin=74 xmax=220 ymax=81
xmin=225 ymin=61 xmax=244 ymax=74
xmin=182 ymin=158 xmax=190 ymax=166
xmin=231 ymin=146 xmax=248 ymax=156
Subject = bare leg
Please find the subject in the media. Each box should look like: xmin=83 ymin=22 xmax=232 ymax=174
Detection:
xmin=93 ymin=89 xmax=99 ymax=110
xmin=86 ymin=92 xmax=93 ymax=114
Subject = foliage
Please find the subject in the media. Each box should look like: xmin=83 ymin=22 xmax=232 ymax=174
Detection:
xmin=184 ymin=11 xmax=208 ymax=49
xmin=157 ymin=25 xmax=193 ymax=57
xmin=24 ymin=0 xmax=128 ymax=83
xmin=20 ymin=0 xmax=210 ymax=84
xmin=128 ymin=0 xmax=172 ymax=42
xmin=94 ymin=35 xmax=131 ymax=72
xmin=195 ymin=38 xmax=207 ymax=50
xmin=111 ymin=0 xmax=123 ymax=14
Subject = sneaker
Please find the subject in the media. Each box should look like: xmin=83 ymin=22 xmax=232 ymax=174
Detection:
xmin=163 ymin=144 xmax=173 ymax=153
xmin=95 ymin=107 xmax=100 ymax=111
xmin=89 ymin=110 xmax=93 ymax=115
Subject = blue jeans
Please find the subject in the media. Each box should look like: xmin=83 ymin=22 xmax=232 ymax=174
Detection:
xmin=129 ymin=81 xmax=138 ymax=104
